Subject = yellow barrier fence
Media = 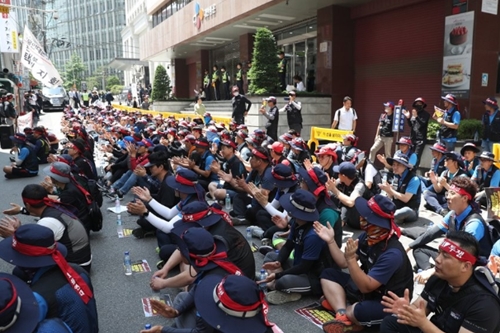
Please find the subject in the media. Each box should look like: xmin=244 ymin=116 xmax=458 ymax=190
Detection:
xmin=111 ymin=103 xmax=232 ymax=126
xmin=493 ymin=143 xmax=500 ymax=169
xmin=307 ymin=127 xmax=353 ymax=151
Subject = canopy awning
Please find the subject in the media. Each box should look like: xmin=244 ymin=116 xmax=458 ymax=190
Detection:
xmin=108 ymin=58 xmax=149 ymax=71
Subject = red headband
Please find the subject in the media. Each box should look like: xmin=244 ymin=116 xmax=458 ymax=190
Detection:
xmin=486 ymin=98 xmax=498 ymax=106
xmin=175 ymin=174 xmax=197 ymax=187
xmin=195 ymin=140 xmax=209 ymax=147
xmin=214 ymin=277 xmax=274 ymax=328
xmin=306 ymin=169 xmax=328 ymax=197
xmin=439 ymin=239 xmax=477 ymax=264
xmin=449 ymin=185 xmax=473 ymax=201
xmin=251 ymin=149 xmax=268 ymax=161
xmin=188 ymin=244 xmax=242 ymax=275
xmin=11 ymin=236 xmax=93 ymax=303
xmin=50 ymin=165 xmax=70 ymax=179
xmin=367 ymin=197 xmax=401 ymax=238
xmin=183 ymin=208 xmax=211 ymax=222
xmin=271 ymin=169 xmax=297 ymax=182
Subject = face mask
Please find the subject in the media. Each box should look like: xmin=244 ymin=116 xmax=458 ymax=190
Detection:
xmin=233 ymin=92 xmax=239 ymax=97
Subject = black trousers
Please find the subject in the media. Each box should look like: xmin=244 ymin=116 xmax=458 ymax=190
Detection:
xmin=380 ymin=314 xmax=422 ymax=333
xmin=413 ymin=139 xmax=426 ymax=170
xmin=232 ymin=193 xmax=251 ymax=218
xmin=236 ymin=80 xmax=244 ymax=95
xmin=412 ymin=245 xmax=438 ymax=270
xmin=279 ymin=73 xmax=286 ymax=91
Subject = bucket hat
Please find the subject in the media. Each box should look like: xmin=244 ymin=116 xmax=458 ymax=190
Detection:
xmin=478 ymin=151 xmax=497 ymax=162
xmin=279 ymin=189 xmax=319 ymax=222
xmin=441 ymin=93 xmax=457 ymax=105
xmin=387 ymin=154 xmax=412 ymax=169
xmin=483 ymin=97 xmax=498 ymax=108
xmin=166 ymin=169 xmax=202 ymax=194
xmin=9 ymin=133 xmax=27 ymax=145
xmin=354 ymin=195 xmax=397 ymax=230
xmin=299 ymin=167 xmax=330 ymax=199
xmin=429 ymin=142 xmax=447 ymax=154
xmin=179 ymin=201 xmax=221 ymax=228
xmin=43 ymin=162 xmax=71 ymax=184
xmin=396 ymin=136 xmax=412 ymax=146
xmin=270 ymin=164 xmax=298 ymax=189
xmin=333 ymin=162 xmax=357 ymax=179
xmin=445 ymin=151 xmax=465 ymax=168
xmin=460 ymin=143 xmax=481 ymax=156
xmin=195 ymin=274 xmax=273 ymax=333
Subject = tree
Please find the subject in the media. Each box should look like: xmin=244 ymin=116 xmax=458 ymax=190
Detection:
xmin=151 ymin=65 xmax=172 ymax=101
xmin=85 ymin=77 xmax=99 ymax=91
xmin=106 ymin=76 xmax=121 ymax=90
xmin=249 ymin=28 xmax=279 ymax=95
xmin=62 ymin=54 xmax=86 ymax=90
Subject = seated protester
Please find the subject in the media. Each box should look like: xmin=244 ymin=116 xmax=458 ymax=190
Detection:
xmin=145 ymin=275 xmax=277 ymax=333
xmin=314 ymin=144 xmax=338 ymax=179
xmin=1 ymin=184 xmax=92 ymax=271
xmin=131 ymin=151 xmax=179 ymax=239
xmin=0 ymin=272 xmax=73 ymax=333
xmin=260 ymin=190 xmax=328 ymax=304
xmin=421 ymin=142 xmax=447 ymax=190
xmin=461 ymin=142 xmax=481 ymax=177
xmin=471 ymin=151 xmax=500 ymax=207
xmin=235 ymin=130 xmax=251 ymax=161
xmin=128 ymin=168 xmax=205 ymax=265
xmin=379 ymin=154 xmax=421 ymax=224
xmin=108 ymin=138 xmax=151 ymax=198
xmin=377 ymin=136 xmax=417 ymax=170
xmin=144 ymin=227 xmax=247 ymax=333
xmin=317 ymin=195 xmax=413 ymax=333
xmin=248 ymin=164 xmax=300 ymax=241
xmin=67 ymin=139 xmax=95 ymax=180
xmin=230 ymin=147 xmax=276 ymax=225
xmin=327 ymin=162 xmax=370 ymax=229
xmin=279 ymin=132 xmax=293 ymax=158
xmin=188 ymin=138 xmax=218 ymax=191
xmin=423 ymin=151 xmax=468 ymax=216
xmin=381 ymin=231 xmax=500 ymax=333
xmin=205 ymin=125 xmax=221 ymax=156
xmin=0 ymin=224 xmax=99 ymax=333
xmin=30 ymin=127 xmax=51 ymax=164
xmin=338 ymin=134 xmax=358 ymax=164
xmin=150 ymin=202 xmax=255 ymax=291
xmin=4 ymin=133 xmax=39 ymax=179
xmin=408 ymin=177 xmax=492 ymax=278
xmin=268 ymin=141 xmax=291 ymax=167
xmin=356 ymin=154 xmax=382 ymax=195
xmin=288 ymin=137 xmax=310 ymax=171
xmin=208 ymin=139 xmax=247 ymax=203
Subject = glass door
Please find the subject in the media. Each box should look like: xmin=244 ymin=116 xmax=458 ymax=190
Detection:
xmin=294 ymin=41 xmax=306 ymax=83
xmin=306 ymin=38 xmax=317 ymax=91
xmin=283 ymin=44 xmax=293 ymax=90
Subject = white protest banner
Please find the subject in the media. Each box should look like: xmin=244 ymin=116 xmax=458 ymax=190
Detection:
xmin=0 ymin=11 xmax=19 ymax=53
xmin=17 ymin=112 xmax=33 ymax=133
xmin=21 ymin=25 xmax=63 ymax=87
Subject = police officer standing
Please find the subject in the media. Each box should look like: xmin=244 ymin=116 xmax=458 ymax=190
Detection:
xmin=260 ymin=96 xmax=279 ymax=141
xmin=235 ymin=62 xmax=244 ymax=94
xmin=278 ymin=51 xmax=287 ymax=91
xmin=231 ymin=86 xmax=252 ymax=125
xmin=203 ymin=69 xmax=211 ymax=101
xmin=279 ymin=91 xmax=302 ymax=134
xmin=481 ymin=97 xmax=500 ymax=152
xmin=211 ymin=65 xmax=221 ymax=101
xmin=220 ymin=66 xmax=230 ymax=100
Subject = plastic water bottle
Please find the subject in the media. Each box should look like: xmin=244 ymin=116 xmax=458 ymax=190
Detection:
xmin=124 ymin=251 xmax=132 ymax=276
xmin=246 ymin=227 xmax=252 ymax=242
xmin=115 ymin=195 xmax=120 ymax=211
xmin=225 ymin=193 xmax=231 ymax=210
xmin=427 ymin=222 xmax=434 ymax=230
xmin=144 ymin=324 xmax=152 ymax=330
xmin=117 ymin=214 xmax=123 ymax=236
xmin=259 ymin=269 xmax=268 ymax=292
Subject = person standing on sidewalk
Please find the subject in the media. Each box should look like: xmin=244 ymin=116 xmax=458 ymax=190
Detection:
xmin=235 ymin=62 xmax=245 ymax=94
xmin=481 ymin=97 xmax=500 ymax=152
xmin=203 ymin=69 xmax=211 ymax=101
xmin=331 ymin=96 xmax=357 ymax=132
xmin=231 ymin=86 xmax=252 ymax=125
xmin=280 ymin=91 xmax=302 ymax=134
xmin=403 ymin=97 xmax=430 ymax=170
xmin=369 ymin=101 xmax=394 ymax=162
xmin=211 ymin=65 xmax=221 ymax=101
xmin=278 ymin=51 xmax=287 ymax=91
xmin=435 ymin=93 xmax=461 ymax=151
xmin=260 ymin=96 xmax=279 ymax=141
xmin=220 ymin=66 xmax=230 ymax=100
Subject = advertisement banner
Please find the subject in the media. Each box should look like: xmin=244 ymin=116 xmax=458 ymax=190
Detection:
xmin=20 ymin=25 xmax=63 ymax=87
xmin=441 ymin=11 xmax=474 ymax=99
xmin=0 ymin=11 xmax=18 ymax=53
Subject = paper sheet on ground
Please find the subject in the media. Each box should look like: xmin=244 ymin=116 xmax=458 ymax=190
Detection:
xmin=107 ymin=205 xmax=128 ymax=214
xmin=118 ymin=228 xmax=133 ymax=238
xmin=142 ymin=294 xmax=172 ymax=317
xmin=131 ymin=260 xmax=151 ymax=274
xmin=295 ymin=302 xmax=335 ymax=329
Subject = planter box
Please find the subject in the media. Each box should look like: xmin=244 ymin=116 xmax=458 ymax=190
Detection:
xmin=152 ymin=101 xmax=191 ymax=112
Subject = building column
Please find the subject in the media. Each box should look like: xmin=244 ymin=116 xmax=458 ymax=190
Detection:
xmin=239 ymin=33 xmax=254 ymax=64
xmin=316 ymin=5 xmax=354 ymax=119
xmin=174 ymin=58 xmax=189 ymax=98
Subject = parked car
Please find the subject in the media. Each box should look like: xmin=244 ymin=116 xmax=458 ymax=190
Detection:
xmin=41 ymin=86 xmax=69 ymax=111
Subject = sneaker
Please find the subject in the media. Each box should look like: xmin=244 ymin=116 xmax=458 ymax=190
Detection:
xmin=261 ymin=238 xmax=272 ymax=247
xmin=231 ymin=216 xmax=247 ymax=225
xmin=258 ymin=245 xmax=274 ymax=256
xmin=116 ymin=190 xmax=124 ymax=199
xmin=265 ymin=290 xmax=301 ymax=305
xmin=247 ymin=226 xmax=264 ymax=239
xmin=319 ymin=295 xmax=334 ymax=311
xmin=156 ymin=260 xmax=165 ymax=270
xmin=322 ymin=314 xmax=363 ymax=333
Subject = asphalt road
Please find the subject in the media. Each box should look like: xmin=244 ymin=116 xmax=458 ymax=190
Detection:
xmin=0 ymin=111 xmax=436 ymax=333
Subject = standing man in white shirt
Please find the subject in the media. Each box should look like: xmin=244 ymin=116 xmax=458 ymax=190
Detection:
xmin=331 ymin=96 xmax=357 ymax=132
xmin=279 ymin=91 xmax=302 ymax=134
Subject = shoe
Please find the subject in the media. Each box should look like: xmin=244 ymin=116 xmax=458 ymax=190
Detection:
xmin=319 ymin=295 xmax=334 ymax=311
xmin=156 ymin=260 xmax=165 ymax=270
xmin=116 ymin=190 xmax=124 ymax=199
xmin=266 ymin=290 xmax=301 ymax=305
xmin=132 ymin=228 xmax=155 ymax=239
xmin=231 ymin=216 xmax=247 ymax=225
xmin=258 ymin=245 xmax=274 ymax=256
xmin=261 ymin=238 xmax=272 ymax=247
xmin=322 ymin=314 xmax=363 ymax=333
xmin=247 ymin=226 xmax=264 ymax=239
xmin=155 ymin=247 xmax=160 ymax=254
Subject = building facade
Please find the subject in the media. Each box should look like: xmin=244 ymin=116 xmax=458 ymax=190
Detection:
xmin=139 ymin=0 xmax=500 ymax=150
xmin=44 ymin=0 xmax=126 ymax=81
